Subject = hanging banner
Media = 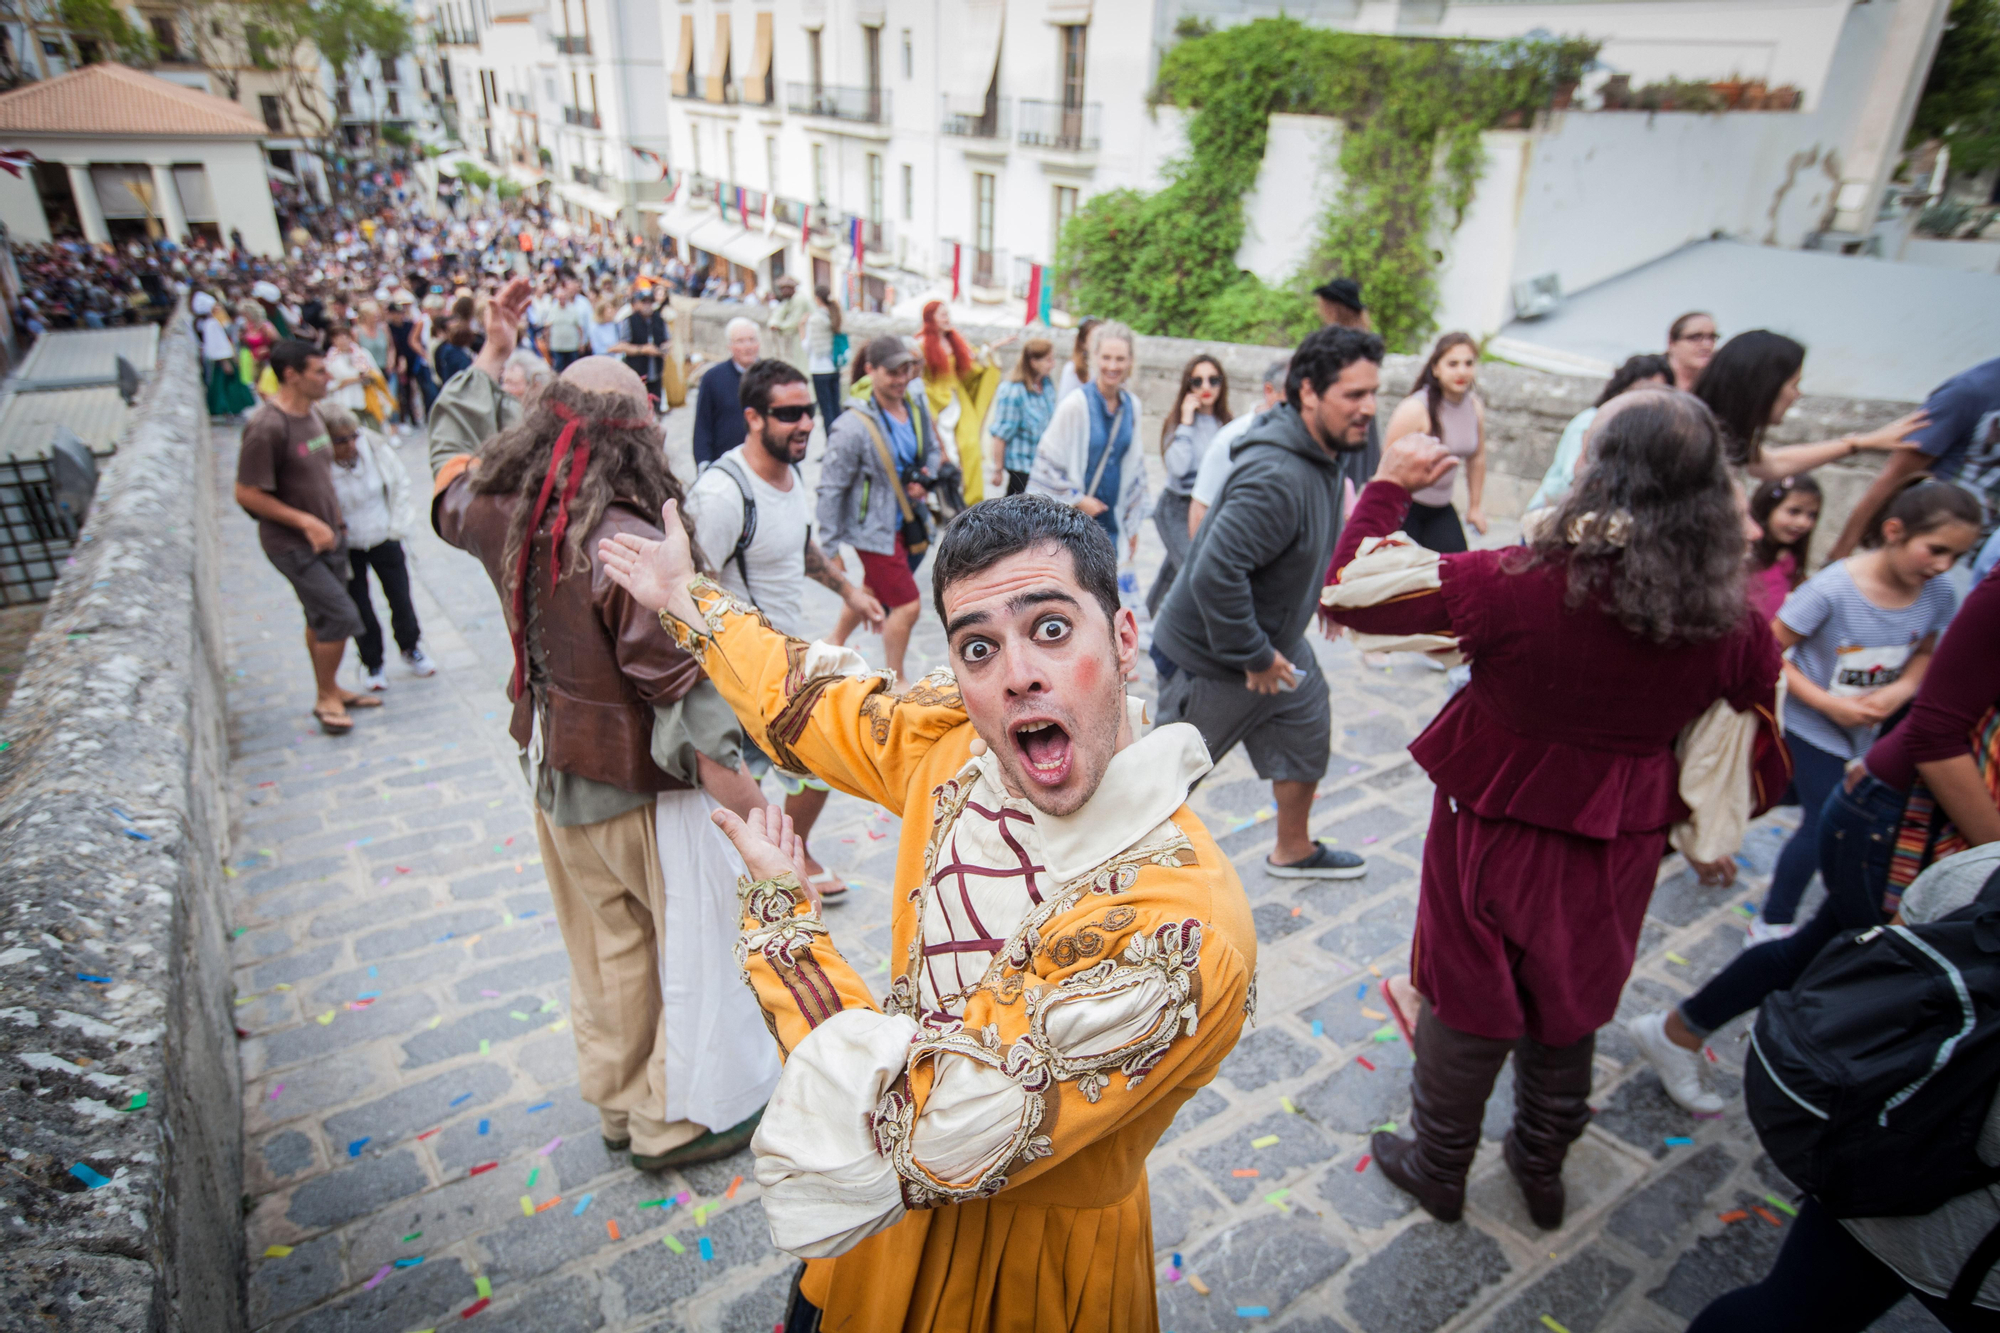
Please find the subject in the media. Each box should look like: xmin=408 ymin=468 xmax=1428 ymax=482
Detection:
xmin=950 ymin=242 xmax=962 ymax=302
xmin=1023 ymin=263 xmax=1041 ymax=327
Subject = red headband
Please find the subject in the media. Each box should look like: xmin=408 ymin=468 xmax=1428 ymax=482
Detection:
xmin=508 ymin=399 xmax=654 ymax=699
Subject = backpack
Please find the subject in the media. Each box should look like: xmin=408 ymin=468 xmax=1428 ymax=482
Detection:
xmin=710 ymin=453 xmax=806 ymax=609
xmin=1746 ymin=861 xmax=2000 ymax=1219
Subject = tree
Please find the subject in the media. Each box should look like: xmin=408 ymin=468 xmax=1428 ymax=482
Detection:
xmin=1908 ymin=0 xmax=2000 ymax=175
xmin=59 ymin=0 xmax=157 ymax=64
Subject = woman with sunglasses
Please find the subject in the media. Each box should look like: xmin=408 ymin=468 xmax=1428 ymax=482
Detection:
xmin=1150 ymin=354 xmax=1233 ymax=615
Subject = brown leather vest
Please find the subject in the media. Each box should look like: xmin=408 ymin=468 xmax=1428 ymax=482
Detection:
xmin=435 ymin=474 xmax=698 ymax=793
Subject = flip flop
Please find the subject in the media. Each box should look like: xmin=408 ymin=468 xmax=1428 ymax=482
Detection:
xmin=806 ymin=871 xmax=848 ymax=900
xmin=1382 ymin=976 xmax=1422 ymax=1049
xmin=311 ymin=707 xmax=355 ymax=736
xmin=339 ymin=692 xmax=384 ymax=709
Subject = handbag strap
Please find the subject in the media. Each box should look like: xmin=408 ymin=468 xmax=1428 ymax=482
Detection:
xmin=857 ymin=410 xmax=918 ymax=523
xmin=1085 ymin=393 xmax=1127 ymax=502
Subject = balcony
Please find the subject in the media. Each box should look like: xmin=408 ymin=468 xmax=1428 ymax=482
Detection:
xmin=737 ymin=72 xmax=773 ymax=106
xmin=570 ymin=164 xmax=614 ymax=193
xmin=941 ymin=94 xmax=1010 ymax=142
xmin=671 ymin=71 xmax=699 ymax=100
xmin=554 ymin=34 xmax=590 ymax=55
xmin=1017 ymin=99 xmax=1100 ymax=153
xmin=434 ymin=23 xmax=477 ymax=45
xmin=784 ymin=82 xmax=888 ymax=124
xmin=503 ymin=91 xmax=531 ymax=111
xmin=564 ymin=105 xmax=601 ymax=129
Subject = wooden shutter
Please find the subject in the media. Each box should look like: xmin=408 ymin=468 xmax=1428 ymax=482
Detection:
xmin=706 ymin=13 xmax=731 ymax=102
xmin=743 ymin=11 xmax=773 ymax=104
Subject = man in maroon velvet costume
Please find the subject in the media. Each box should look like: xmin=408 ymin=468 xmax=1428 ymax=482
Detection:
xmin=1322 ymin=392 xmax=1785 ymax=1230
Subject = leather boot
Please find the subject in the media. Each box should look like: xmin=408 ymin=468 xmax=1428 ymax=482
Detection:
xmin=1505 ymin=1032 xmax=1596 ymax=1230
xmin=1371 ymin=1009 xmax=1512 ymax=1223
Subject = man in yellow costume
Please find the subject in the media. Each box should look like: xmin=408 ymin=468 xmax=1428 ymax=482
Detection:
xmin=598 ymin=493 xmax=1257 ymax=1331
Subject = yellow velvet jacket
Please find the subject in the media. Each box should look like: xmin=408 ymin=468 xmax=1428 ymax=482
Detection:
xmin=660 ymin=578 xmax=1256 ymax=1332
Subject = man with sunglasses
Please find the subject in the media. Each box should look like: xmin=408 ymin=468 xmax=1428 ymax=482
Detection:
xmin=686 ymin=359 xmax=888 ymax=896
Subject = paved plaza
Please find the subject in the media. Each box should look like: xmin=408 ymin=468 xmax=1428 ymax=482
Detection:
xmin=219 ymin=411 xmax=1943 ymax=1333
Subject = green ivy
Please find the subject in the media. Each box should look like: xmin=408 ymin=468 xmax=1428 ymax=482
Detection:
xmin=1056 ymin=20 xmax=1597 ymax=352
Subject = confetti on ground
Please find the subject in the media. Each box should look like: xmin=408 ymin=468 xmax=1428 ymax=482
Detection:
xmin=461 ymin=1297 xmax=489 ymax=1318
xmin=726 ymin=1175 xmax=743 ymax=1200
xmin=1263 ymin=1188 xmax=1290 ymax=1206
xmin=1250 ymin=1135 xmax=1280 ymax=1149
xmin=449 ymin=1092 xmax=473 ymax=1107
xmin=1290 ymin=906 xmax=1302 ymax=917
xmin=417 ymin=1129 xmax=439 ymax=1141
xmin=1356 ymin=1155 xmax=1373 ymax=1172
xmin=478 ymin=1120 xmax=490 ymax=1135
xmin=573 ymin=1194 xmax=594 ymax=1215
xmin=551 ymin=1019 xmax=568 ymax=1032
xmin=347 ymin=999 xmax=375 ymax=1011
xmin=1355 ymin=983 xmax=1367 ymax=999
xmin=535 ymin=1196 xmax=563 ymax=1214
xmin=1310 ymin=1020 xmax=1324 ymax=1038
xmin=1371 ymin=1027 xmax=1399 ymax=1043
xmin=264 ymin=1245 xmax=293 ymax=1258
xmin=1362 ymin=835 xmax=1379 ymax=844
xmin=1361 ymin=1007 xmax=1387 ymax=1020
xmin=694 ymin=1203 xmax=711 ymax=1225
xmin=469 ymin=1163 xmax=497 ymax=1176
xmin=662 ymin=1235 xmax=686 ymax=1255
xmin=429 ymin=1016 xmax=443 ymax=1029
xmin=1764 ymin=1194 xmax=1798 ymax=1216
xmin=1752 ymin=1206 xmax=1782 ymax=1226
xmin=402 ymin=1232 xmax=422 ymax=1243
xmin=639 ymin=1197 xmax=671 ymax=1209
xmin=1236 ymin=1307 xmax=1271 ymax=1317
xmin=270 ymin=1084 xmax=284 ymax=1100
xmin=1188 ymin=1275 xmax=1211 ymax=1296
xmin=1376 ymin=1120 xmax=1397 ymax=1133
xmin=526 ymin=1102 xmax=553 ymax=1114
xmin=364 ymin=1264 xmax=392 ymax=1291
xmin=77 ymin=973 xmax=112 ymax=985
xmin=1663 ymin=1136 xmax=1693 ymax=1147
xmin=606 ymin=1219 xmax=621 ymax=1240
xmin=510 ymin=1011 xmax=530 ymax=1021
xmin=478 ymin=1040 xmax=489 ymax=1054
xmin=1356 ymin=1056 xmax=1376 ymax=1071
xmin=1665 ymin=951 xmax=1691 ymax=966
xmin=316 ymin=1010 xmax=336 ymax=1025
xmin=394 ymin=1257 xmax=424 ymax=1268
xmin=1540 ymin=1318 xmax=1573 ymax=1333
xmin=475 ymin=1276 xmax=491 ymax=1300
xmin=480 ymin=989 xmax=500 ymax=998
xmin=121 ymin=1092 xmax=148 ymax=1112
xmin=1232 ymin=1169 xmax=1260 ymax=1178
xmin=526 ymin=1167 xmax=540 ymax=1189
xmin=356 ymin=990 xmax=380 ymax=1000
xmin=698 ymin=1237 xmax=714 ymax=1261
xmin=348 ymin=1137 xmax=370 ymax=1158
xmin=519 ymin=1196 xmax=534 ymax=1217
xmin=539 ymin=999 xmax=559 ymax=1013
xmin=1280 ymin=1097 xmax=1298 ymax=1114
xmin=538 ymin=1137 xmax=562 ymax=1156
xmin=1717 ymin=1210 xmax=1749 ymax=1224
xmin=231 ymin=926 xmax=247 ymax=938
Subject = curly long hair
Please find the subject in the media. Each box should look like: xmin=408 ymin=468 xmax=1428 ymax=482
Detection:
xmin=920 ymin=300 xmax=974 ymax=379
xmin=1506 ymin=391 xmax=1747 ymax=644
xmin=470 ymin=378 xmax=691 ymax=596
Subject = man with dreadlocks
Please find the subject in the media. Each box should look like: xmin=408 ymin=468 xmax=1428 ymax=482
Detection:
xmin=428 ymin=281 xmax=778 ymax=1171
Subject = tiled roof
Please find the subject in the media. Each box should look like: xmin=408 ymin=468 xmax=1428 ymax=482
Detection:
xmin=0 ymin=62 xmax=267 ymax=139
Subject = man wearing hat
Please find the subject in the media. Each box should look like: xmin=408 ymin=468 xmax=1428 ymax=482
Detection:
xmin=1313 ymin=277 xmax=1370 ymax=332
xmin=616 ymin=287 xmax=671 ymax=411
xmin=815 ymin=335 xmax=941 ymax=684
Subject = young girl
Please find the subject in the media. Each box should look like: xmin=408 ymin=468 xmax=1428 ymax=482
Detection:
xmin=1747 ymin=475 xmax=1821 ymax=623
xmin=1383 ymin=332 xmax=1487 ymax=552
xmin=1752 ymin=478 xmax=1980 ymax=942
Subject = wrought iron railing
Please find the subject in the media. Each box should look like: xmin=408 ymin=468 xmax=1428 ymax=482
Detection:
xmin=785 ymin=82 xmax=888 ymax=123
xmin=1017 ymin=99 xmax=1100 ymax=152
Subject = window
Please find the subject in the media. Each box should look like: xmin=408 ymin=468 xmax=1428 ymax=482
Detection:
xmin=1060 ymin=24 xmax=1086 ymax=109
xmin=973 ymin=172 xmax=995 ymax=284
xmin=381 ymin=52 xmax=395 ymax=82
xmin=588 ymin=71 xmax=599 ymax=115
xmin=726 ymin=128 xmax=737 ymax=185
xmin=867 ymin=152 xmax=883 ymax=223
xmin=900 ymin=162 xmax=912 ymax=220
xmin=811 ymin=141 xmax=825 ymax=203
xmin=1052 ymin=184 xmax=1077 ymax=247
xmin=766 ymin=135 xmax=779 ymax=192
xmin=148 ymin=15 xmax=179 ymax=59
xmin=863 ymin=24 xmax=880 ymax=93
xmin=900 ymin=27 xmax=911 ymax=79
xmin=386 ymin=87 xmax=400 ymax=115
xmin=807 ymin=27 xmax=822 ymax=96
xmin=691 ymin=123 xmax=702 ymax=173
xmin=259 ymin=93 xmax=284 ymax=132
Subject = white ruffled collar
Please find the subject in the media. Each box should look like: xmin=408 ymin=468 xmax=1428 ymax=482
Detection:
xmin=971 ymin=700 xmax=1212 ymax=883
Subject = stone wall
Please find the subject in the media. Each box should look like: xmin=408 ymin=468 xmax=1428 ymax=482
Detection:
xmin=676 ymin=301 xmax=1917 ymax=553
xmin=0 ymin=310 xmax=242 ymax=1331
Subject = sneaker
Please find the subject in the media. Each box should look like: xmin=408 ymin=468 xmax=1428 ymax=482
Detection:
xmin=1265 ymin=841 xmax=1366 ymax=880
xmin=364 ymin=669 xmax=388 ymax=692
xmin=1626 ymin=1011 xmax=1725 ymax=1115
xmin=630 ymin=1108 xmax=763 ymax=1172
xmin=402 ymin=646 xmax=437 ymax=677
xmin=1743 ymin=915 xmax=1798 ymax=948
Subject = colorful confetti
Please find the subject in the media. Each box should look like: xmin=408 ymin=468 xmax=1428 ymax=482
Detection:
xmin=662 ymin=1234 xmax=686 ymax=1255
xmin=363 ymin=1264 xmax=393 ymax=1291
xmin=1250 ymin=1135 xmax=1279 ymax=1149
xmin=264 ymin=1245 xmax=294 ymax=1258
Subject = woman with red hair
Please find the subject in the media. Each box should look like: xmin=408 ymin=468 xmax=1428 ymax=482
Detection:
xmin=918 ymin=300 xmax=1010 ymax=505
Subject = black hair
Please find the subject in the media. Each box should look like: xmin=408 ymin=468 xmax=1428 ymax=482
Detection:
xmin=739 ymin=357 xmax=808 ymax=417
xmin=1694 ymin=330 xmax=1805 ymax=467
xmin=268 ymin=339 xmax=323 ymax=385
xmin=1596 ymin=353 xmax=1673 ymax=407
xmin=930 ymin=494 xmax=1120 ymax=629
xmin=1860 ymin=476 xmax=1983 ymax=550
xmin=1286 ymin=325 xmax=1385 ymax=411
xmin=1510 ymin=392 xmax=1748 ymax=644
xmin=1412 ymin=331 xmax=1479 ymax=436
xmin=1749 ymin=474 xmax=1821 ymax=579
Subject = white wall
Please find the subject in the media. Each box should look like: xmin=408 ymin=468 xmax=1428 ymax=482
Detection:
xmin=0 ymin=166 xmax=50 ymax=243
xmin=0 ymin=137 xmax=281 ymax=255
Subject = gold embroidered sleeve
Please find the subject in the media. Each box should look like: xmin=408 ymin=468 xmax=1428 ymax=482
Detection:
xmin=735 ymin=872 xmax=881 ymax=1058
xmin=659 ymin=576 xmax=971 ymax=811
xmin=871 ymin=869 xmax=1252 ymax=1212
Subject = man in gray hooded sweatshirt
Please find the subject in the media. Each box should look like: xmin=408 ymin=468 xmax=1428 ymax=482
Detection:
xmin=1153 ymin=324 xmax=1385 ymax=879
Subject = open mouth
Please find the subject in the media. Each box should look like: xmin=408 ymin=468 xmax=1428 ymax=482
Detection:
xmin=1011 ymin=718 xmax=1074 ymax=787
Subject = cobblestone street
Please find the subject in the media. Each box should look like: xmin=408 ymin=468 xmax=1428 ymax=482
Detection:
xmin=220 ymin=413 xmax=1942 ymax=1333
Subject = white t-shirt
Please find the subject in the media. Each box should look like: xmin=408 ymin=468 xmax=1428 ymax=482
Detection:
xmin=685 ymin=444 xmax=814 ymax=636
xmin=1190 ymin=410 xmax=1263 ymax=508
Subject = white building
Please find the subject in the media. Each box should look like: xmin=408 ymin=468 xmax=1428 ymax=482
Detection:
xmin=0 ymin=62 xmax=283 ymax=254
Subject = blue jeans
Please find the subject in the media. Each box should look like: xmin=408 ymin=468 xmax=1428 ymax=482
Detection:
xmin=1763 ymin=731 xmax=1849 ymax=924
xmin=1680 ymin=771 xmax=1903 ymax=1036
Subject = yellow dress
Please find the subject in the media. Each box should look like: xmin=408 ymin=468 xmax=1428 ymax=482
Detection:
xmin=662 ymin=579 xmax=1257 ymax=1332
xmin=925 ymin=361 xmax=1002 ymax=506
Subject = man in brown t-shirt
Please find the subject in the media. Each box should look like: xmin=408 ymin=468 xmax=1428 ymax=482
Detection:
xmin=234 ymin=339 xmax=375 ymax=734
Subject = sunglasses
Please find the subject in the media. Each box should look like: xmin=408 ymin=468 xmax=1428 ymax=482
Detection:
xmin=1192 ymin=374 xmax=1222 ymax=388
xmin=766 ymin=403 xmax=817 ymax=423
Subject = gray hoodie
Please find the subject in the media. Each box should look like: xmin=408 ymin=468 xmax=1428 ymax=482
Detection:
xmin=1153 ymin=403 xmax=1357 ymax=680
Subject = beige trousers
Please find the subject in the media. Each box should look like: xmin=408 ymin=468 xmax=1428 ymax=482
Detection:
xmin=533 ymin=803 xmax=706 ymax=1157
